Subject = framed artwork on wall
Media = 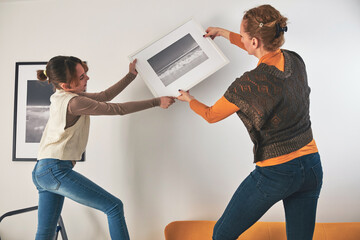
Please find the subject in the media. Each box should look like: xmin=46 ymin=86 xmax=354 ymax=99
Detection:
xmin=129 ymin=19 xmax=229 ymax=97
xmin=12 ymin=62 xmax=85 ymax=161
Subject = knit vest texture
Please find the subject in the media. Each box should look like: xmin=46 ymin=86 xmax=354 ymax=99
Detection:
xmin=224 ymin=50 xmax=313 ymax=163
xmin=37 ymin=89 xmax=90 ymax=160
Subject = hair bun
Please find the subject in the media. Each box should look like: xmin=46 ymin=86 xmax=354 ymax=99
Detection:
xmin=37 ymin=69 xmax=48 ymax=81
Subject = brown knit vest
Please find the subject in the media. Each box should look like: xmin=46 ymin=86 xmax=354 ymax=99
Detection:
xmin=224 ymin=50 xmax=313 ymax=163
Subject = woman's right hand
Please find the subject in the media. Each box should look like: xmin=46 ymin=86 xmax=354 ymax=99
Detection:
xmin=159 ymin=97 xmax=175 ymax=109
xmin=129 ymin=59 xmax=138 ymax=75
xmin=204 ymin=27 xmax=230 ymax=40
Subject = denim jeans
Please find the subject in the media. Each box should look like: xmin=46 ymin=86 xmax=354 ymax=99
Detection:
xmin=213 ymin=153 xmax=323 ymax=240
xmin=32 ymin=158 xmax=130 ymax=240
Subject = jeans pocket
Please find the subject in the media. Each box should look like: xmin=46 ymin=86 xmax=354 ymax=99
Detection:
xmin=36 ymin=169 xmax=61 ymax=191
xmin=255 ymin=167 xmax=294 ymax=199
xmin=311 ymin=161 xmax=323 ymax=189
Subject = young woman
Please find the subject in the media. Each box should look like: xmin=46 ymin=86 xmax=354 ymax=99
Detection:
xmin=32 ymin=56 xmax=175 ymax=240
xmin=177 ymin=5 xmax=323 ymax=240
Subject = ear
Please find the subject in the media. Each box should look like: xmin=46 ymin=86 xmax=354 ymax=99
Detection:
xmin=59 ymin=82 xmax=71 ymax=90
xmin=251 ymin=37 xmax=260 ymax=49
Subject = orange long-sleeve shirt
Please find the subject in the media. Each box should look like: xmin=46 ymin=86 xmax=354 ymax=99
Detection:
xmin=189 ymin=32 xmax=318 ymax=166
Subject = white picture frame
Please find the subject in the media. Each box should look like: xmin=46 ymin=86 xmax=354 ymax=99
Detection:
xmin=129 ymin=19 xmax=229 ymax=97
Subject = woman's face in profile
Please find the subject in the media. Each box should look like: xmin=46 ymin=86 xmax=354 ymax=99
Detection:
xmin=66 ymin=63 xmax=89 ymax=93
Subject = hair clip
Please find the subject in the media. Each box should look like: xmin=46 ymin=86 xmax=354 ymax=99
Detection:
xmin=259 ymin=23 xmax=264 ymax=28
xmin=43 ymin=70 xmax=47 ymax=77
xmin=275 ymin=23 xmax=287 ymax=38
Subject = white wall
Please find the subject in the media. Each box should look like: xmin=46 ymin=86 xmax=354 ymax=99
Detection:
xmin=0 ymin=0 xmax=359 ymax=239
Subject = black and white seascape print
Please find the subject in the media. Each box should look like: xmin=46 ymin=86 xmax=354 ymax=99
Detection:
xmin=26 ymin=80 xmax=54 ymax=143
xmin=147 ymin=33 xmax=209 ymax=87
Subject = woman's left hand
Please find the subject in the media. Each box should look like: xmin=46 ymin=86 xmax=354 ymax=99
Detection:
xmin=129 ymin=59 xmax=138 ymax=75
xmin=177 ymin=90 xmax=194 ymax=102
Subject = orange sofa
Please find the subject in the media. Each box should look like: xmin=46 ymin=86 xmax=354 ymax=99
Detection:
xmin=164 ymin=221 xmax=360 ymax=240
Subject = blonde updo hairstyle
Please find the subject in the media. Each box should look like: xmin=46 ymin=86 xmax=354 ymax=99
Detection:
xmin=37 ymin=56 xmax=88 ymax=89
xmin=243 ymin=4 xmax=288 ymax=52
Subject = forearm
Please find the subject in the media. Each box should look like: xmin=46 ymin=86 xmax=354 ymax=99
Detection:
xmin=189 ymin=96 xmax=239 ymax=123
xmin=103 ymin=99 xmax=162 ymax=115
xmin=218 ymin=28 xmax=231 ymax=40
xmin=68 ymin=96 xmax=161 ymax=116
xmin=79 ymin=73 xmax=136 ymax=102
xmin=189 ymin=99 xmax=214 ymax=122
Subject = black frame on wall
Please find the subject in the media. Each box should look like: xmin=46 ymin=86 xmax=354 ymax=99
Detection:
xmin=12 ymin=62 xmax=85 ymax=162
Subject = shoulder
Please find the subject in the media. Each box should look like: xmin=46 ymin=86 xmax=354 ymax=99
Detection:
xmin=231 ymin=70 xmax=252 ymax=84
xmin=68 ymin=95 xmax=92 ymax=107
xmin=67 ymin=95 xmax=97 ymax=115
xmin=51 ymin=90 xmax=78 ymax=104
xmin=282 ymin=49 xmax=306 ymax=66
xmin=52 ymin=89 xmax=78 ymax=98
xmin=224 ymin=71 xmax=255 ymax=102
xmin=227 ymin=66 xmax=269 ymax=92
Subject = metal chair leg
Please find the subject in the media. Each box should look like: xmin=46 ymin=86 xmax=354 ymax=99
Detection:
xmin=0 ymin=206 xmax=68 ymax=240
xmin=56 ymin=215 xmax=68 ymax=240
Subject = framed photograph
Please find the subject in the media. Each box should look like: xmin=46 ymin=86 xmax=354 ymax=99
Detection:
xmin=12 ymin=62 xmax=85 ymax=161
xmin=129 ymin=19 xmax=229 ymax=97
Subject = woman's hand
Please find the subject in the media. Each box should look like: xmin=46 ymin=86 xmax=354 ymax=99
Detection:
xmin=177 ymin=90 xmax=194 ymax=103
xmin=203 ymin=27 xmax=230 ymax=40
xmin=160 ymin=97 xmax=176 ymax=109
xmin=129 ymin=59 xmax=138 ymax=75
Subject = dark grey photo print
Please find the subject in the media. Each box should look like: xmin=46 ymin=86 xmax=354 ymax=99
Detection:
xmin=26 ymin=80 xmax=54 ymax=143
xmin=147 ymin=33 xmax=209 ymax=87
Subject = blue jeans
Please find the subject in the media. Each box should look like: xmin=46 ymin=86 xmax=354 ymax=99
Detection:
xmin=213 ymin=153 xmax=323 ymax=240
xmin=32 ymin=159 xmax=130 ymax=240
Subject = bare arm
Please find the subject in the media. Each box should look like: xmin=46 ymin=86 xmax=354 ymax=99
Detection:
xmin=204 ymin=27 xmax=246 ymax=50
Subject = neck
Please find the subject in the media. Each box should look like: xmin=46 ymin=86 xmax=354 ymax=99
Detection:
xmin=254 ymin=47 xmax=271 ymax=59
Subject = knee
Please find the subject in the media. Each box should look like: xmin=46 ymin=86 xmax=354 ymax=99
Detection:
xmin=36 ymin=226 xmax=56 ymax=240
xmin=212 ymin=231 xmax=229 ymax=240
xmin=212 ymin=232 xmax=233 ymax=240
xmin=212 ymin=223 xmax=224 ymax=240
xmin=212 ymin=222 xmax=236 ymax=240
xmin=106 ymin=198 xmax=124 ymax=217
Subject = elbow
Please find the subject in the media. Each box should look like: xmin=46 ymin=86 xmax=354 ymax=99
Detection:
xmin=205 ymin=118 xmax=218 ymax=124
xmin=202 ymin=113 xmax=219 ymax=124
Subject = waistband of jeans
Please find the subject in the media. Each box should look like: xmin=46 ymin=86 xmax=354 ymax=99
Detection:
xmin=37 ymin=158 xmax=74 ymax=167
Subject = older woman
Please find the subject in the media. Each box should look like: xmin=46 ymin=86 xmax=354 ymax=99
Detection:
xmin=178 ymin=4 xmax=322 ymax=240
